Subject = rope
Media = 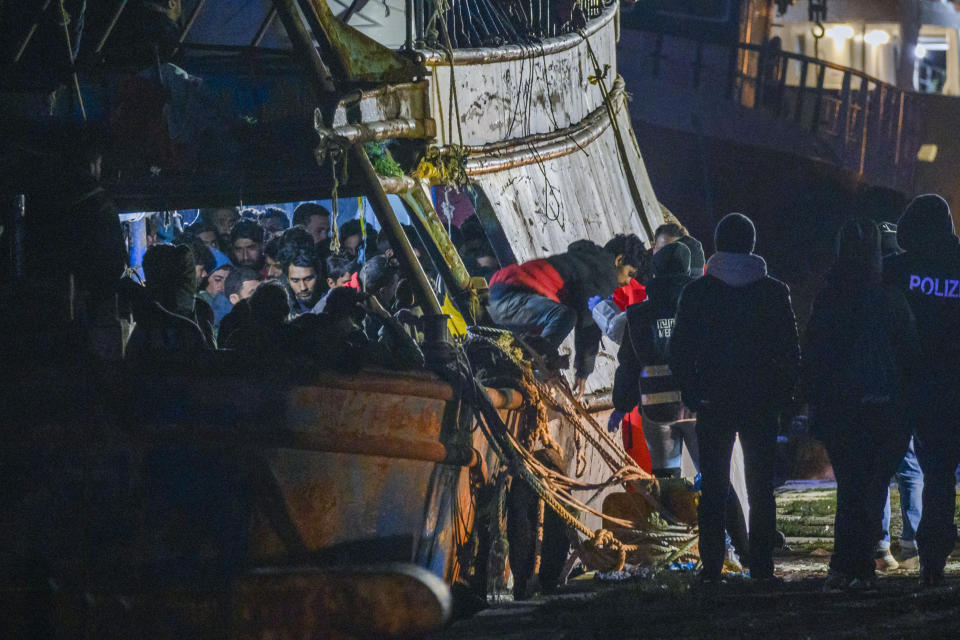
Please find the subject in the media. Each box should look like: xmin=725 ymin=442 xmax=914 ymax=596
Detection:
xmin=329 ymin=154 xmax=342 ymax=254
xmin=532 ymin=497 xmax=545 ymax=578
xmin=578 ymin=26 xmax=655 ymax=240
xmin=56 ymin=0 xmax=86 ymax=121
xmin=450 ymin=329 xmax=698 ymax=574
xmin=468 ymin=365 xmax=697 ymax=573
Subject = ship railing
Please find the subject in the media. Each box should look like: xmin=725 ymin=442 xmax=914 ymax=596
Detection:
xmin=642 ymin=33 xmax=921 ymax=191
xmin=403 ymin=0 xmax=616 ymax=50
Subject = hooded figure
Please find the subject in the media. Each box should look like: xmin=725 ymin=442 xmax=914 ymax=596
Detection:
xmin=883 ymin=194 xmax=960 ymax=587
xmin=678 ymin=235 xmax=707 ymax=276
xmin=610 ymin=242 xmax=692 ymax=477
xmin=802 ymin=218 xmax=918 ymax=589
xmin=223 ymin=280 xmax=295 ymax=356
xmin=612 ymin=240 xmax=751 ymax=560
xmin=613 ymin=241 xmax=692 ymax=421
xmin=144 ymin=244 xmax=197 ymax=317
xmin=884 ymin=194 xmax=960 ymax=372
xmin=126 ymin=244 xmax=210 ymax=360
xmin=669 ymin=212 xmax=799 ymax=585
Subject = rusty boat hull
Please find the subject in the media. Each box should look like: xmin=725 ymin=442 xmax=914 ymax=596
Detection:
xmin=0 ymin=360 xmax=508 ymax=636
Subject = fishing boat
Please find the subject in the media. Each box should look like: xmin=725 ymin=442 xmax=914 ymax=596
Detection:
xmin=0 ymin=0 xmax=668 ymax=636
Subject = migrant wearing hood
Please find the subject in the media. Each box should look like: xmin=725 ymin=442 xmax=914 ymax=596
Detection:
xmin=652 ymin=241 xmax=692 ymax=278
xmin=714 ymin=212 xmax=756 ymax=254
xmin=704 ymin=252 xmax=768 ymax=287
xmin=677 ymin=235 xmax=706 ymax=276
xmin=647 ymin=242 xmax=693 ymax=302
xmin=645 ymin=241 xmax=693 ymax=304
xmin=143 ymin=244 xmax=198 ymax=317
xmin=897 ymin=194 xmax=958 ymax=255
xmin=705 ymin=212 xmax=767 ymax=286
xmin=614 ymin=242 xmax=692 ymax=415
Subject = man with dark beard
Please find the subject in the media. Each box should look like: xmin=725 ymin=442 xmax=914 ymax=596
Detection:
xmin=280 ymin=246 xmax=322 ymax=315
xmin=229 ymin=220 xmax=265 ymax=271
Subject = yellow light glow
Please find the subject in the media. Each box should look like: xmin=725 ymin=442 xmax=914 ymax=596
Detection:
xmin=917 ymin=144 xmax=938 ymax=162
xmin=864 ymin=30 xmax=890 ymax=45
xmin=825 ymin=25 xmax=855 ymax=41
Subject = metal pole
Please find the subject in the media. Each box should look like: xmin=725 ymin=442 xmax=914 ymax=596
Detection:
xmin=400 ymin=183 xmax=491 ymax=324
xmin=178 ymin=0 xmax=209 ymax=45
xmin=894 ymin=91 xmax=905 ymax=168
xmin=811 ymin=63 xmax=826 ymax=135
xmin=415 ymin=0 xmax=425 ymax=47
xmin=795 ymin=59 xmax=808 ymax=124
xmin=405 ymin=0 xmax=415 ymax=50
xmin=775 ymin=56 xmax=787 ymax=118
xmin=95 ymin=0 xmax=129 ymax=53
xmin=251 ymin=7 xmax=278 ymax=47
xmin=858 ymin=80 xmax=871 ymax=176
xmin=271 ymin=0 xmax=339 ymax=120
xmin=837 ymin=71 xmax=852 ymax=157
xmin=13 ymin=0 xmax=53 ymax=62
xmin=349 ymin=144 xmax=444 ymax=317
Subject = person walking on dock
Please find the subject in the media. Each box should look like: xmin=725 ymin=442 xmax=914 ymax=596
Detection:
xmin=670 ymin=213 xmax=799 ymax=584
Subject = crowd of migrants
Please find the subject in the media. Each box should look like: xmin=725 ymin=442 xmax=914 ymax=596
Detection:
xmin=120 ymin=202 xmax=505 ymax=372
xmin=24 ymin=156 xmax=960 ymax=594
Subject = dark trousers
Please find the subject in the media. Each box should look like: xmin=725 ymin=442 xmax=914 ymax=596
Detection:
xmin=487 ymin=289 xmax=576 ymax=349
xmin=914 ymin=377 xmax=960 ymax=571
xmin=822 ymin=404 xmax=908 ymax=579
xmin=696 ymin=407 xmax=778 ymax=579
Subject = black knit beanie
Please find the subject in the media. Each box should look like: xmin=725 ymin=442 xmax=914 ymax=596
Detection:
xmin=714 ymin=213 xmax=756 ymax=254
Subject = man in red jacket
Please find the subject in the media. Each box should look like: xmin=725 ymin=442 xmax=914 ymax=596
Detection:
xmin=487 ymin=234 xmax=647 ymax=394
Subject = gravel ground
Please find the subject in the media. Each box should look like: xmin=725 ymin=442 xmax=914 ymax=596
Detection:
xmin=430 ymin=484 xmax=960 ymax=639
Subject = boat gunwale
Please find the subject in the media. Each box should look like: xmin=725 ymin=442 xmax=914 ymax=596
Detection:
xmin=417 ymin=2 xmax=618 ymax=66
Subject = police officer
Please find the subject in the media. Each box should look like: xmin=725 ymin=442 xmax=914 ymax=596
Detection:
xmin=884 ymin=194 xmax=960 ymax=587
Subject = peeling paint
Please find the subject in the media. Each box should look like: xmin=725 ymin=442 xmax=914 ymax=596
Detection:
xmin=471 ymin=104 xmax=664 ymax=395
xmin=426 ymin=7 xmax=619 ymax=147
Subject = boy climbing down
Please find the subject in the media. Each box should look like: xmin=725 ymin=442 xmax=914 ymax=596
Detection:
xmin=487 ymin=234 xmax=648 ymax=395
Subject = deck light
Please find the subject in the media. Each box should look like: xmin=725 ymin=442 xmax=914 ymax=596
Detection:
xmin=917 ymin=144 xmax=938 ymax=162
xmin=915 ymin=44 xmax=928 ymax=58
xmin=825 ymin=25 xmax=854 ymax=41
xmin=864 ymin=30 xmax=890 ymax=46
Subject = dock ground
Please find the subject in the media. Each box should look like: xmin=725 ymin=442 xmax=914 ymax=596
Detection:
xmin=430 ymin=482 xmax=960 ymax=639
